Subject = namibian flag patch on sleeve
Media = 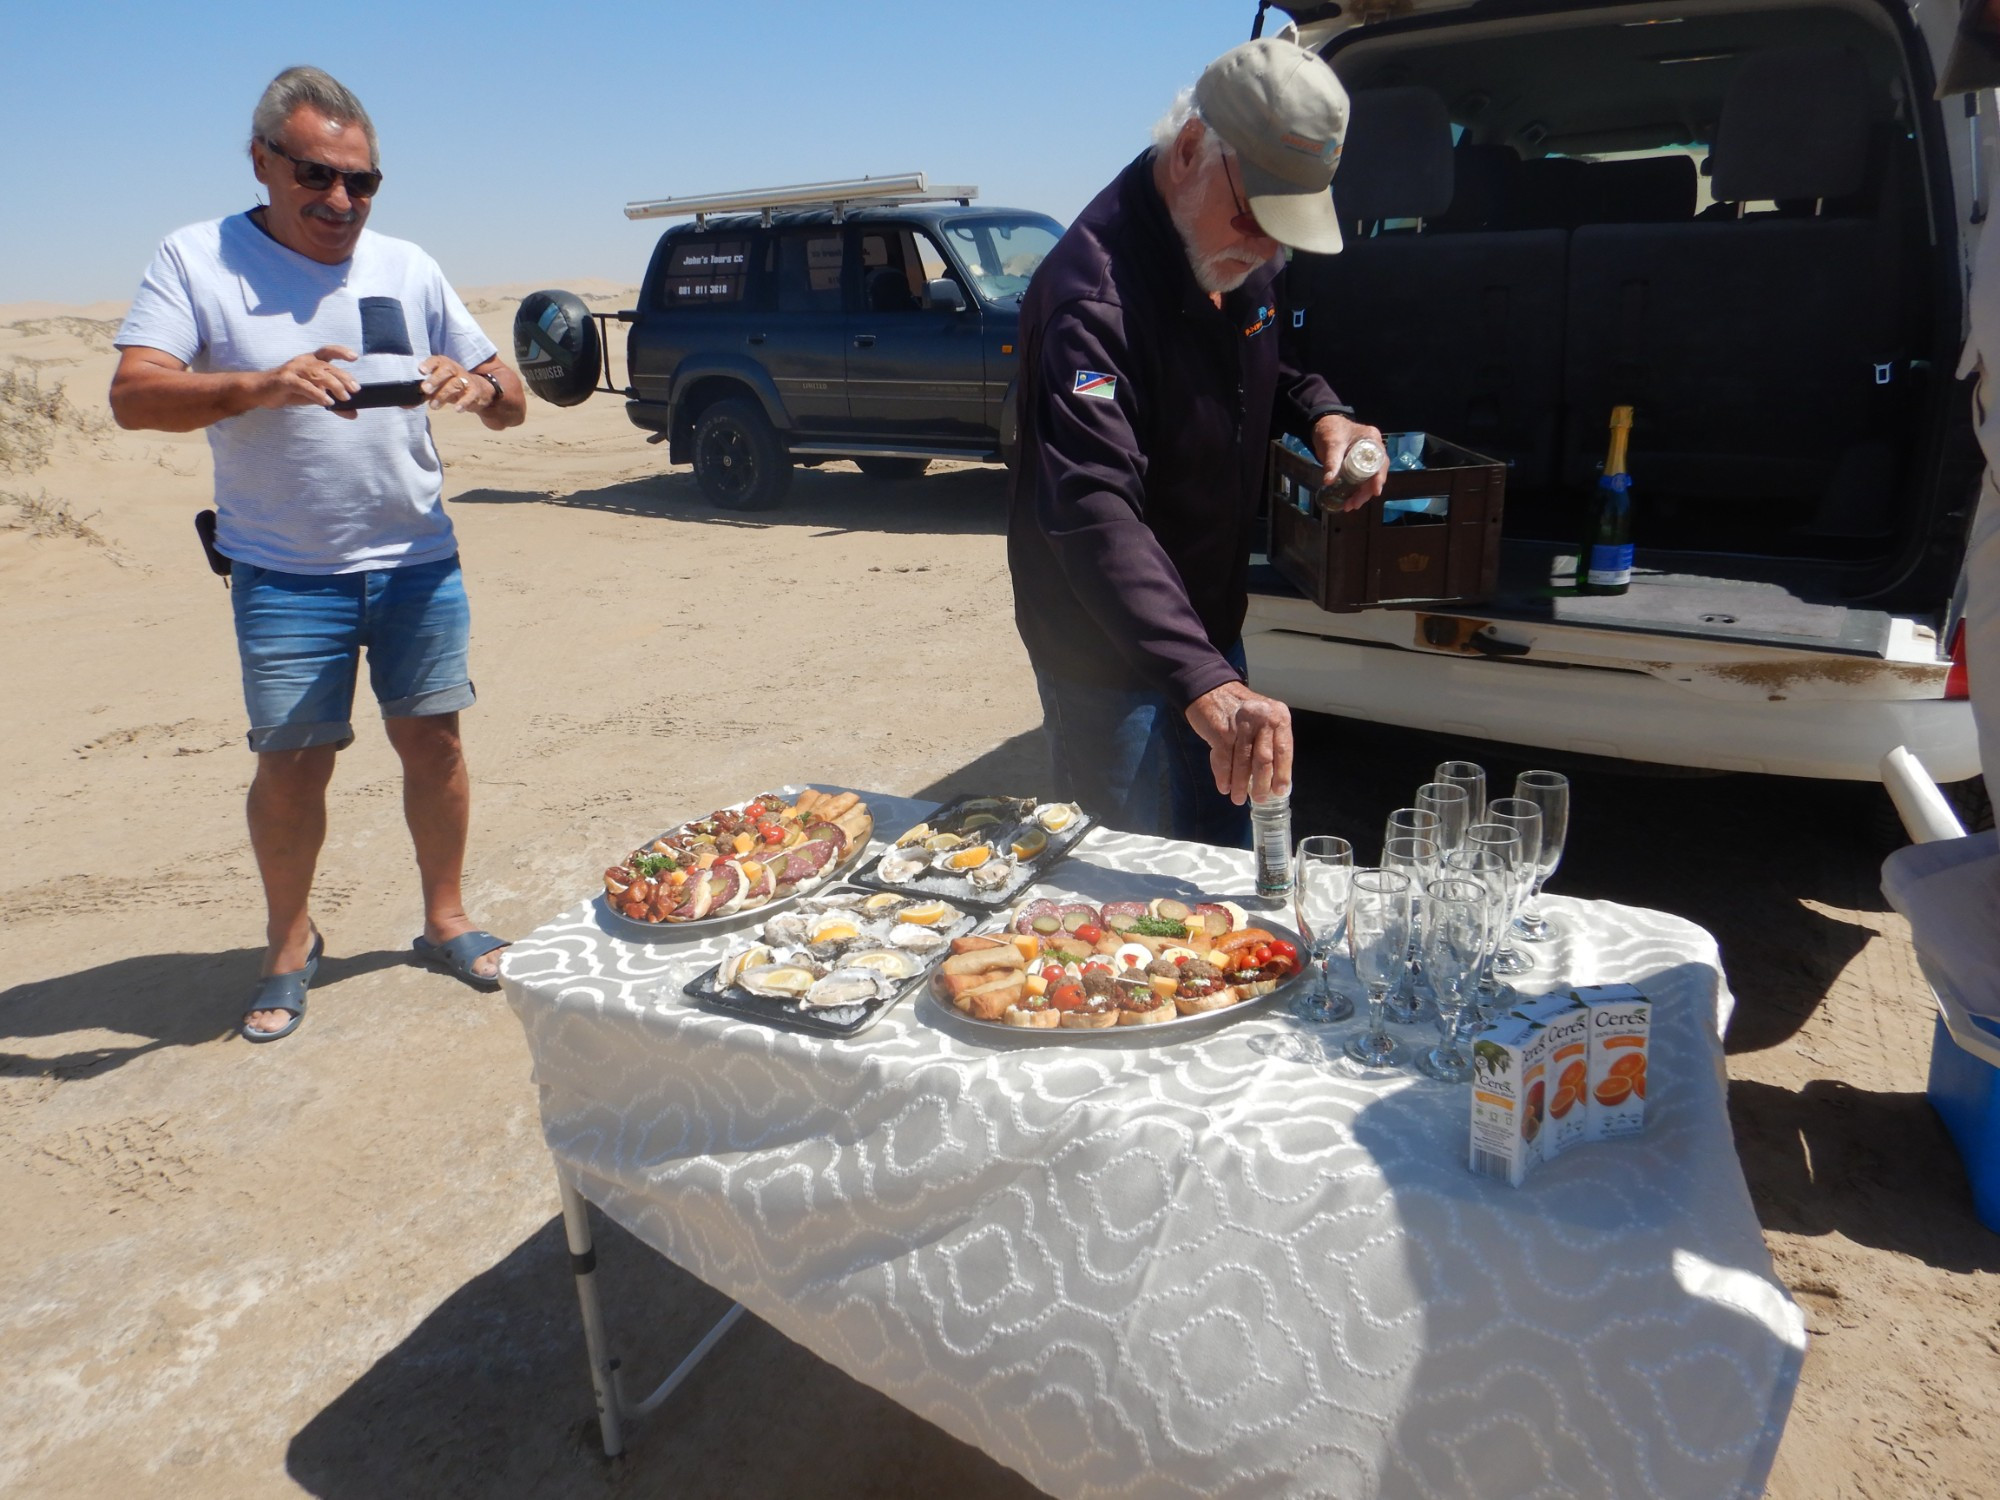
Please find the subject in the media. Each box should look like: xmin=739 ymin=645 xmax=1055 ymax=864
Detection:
xmin=1072 ymin=370 xmax=1118 ymax=400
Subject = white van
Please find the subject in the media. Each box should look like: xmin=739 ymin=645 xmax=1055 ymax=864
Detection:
xmin=1247 ymin=0 xmax=1983 ymax=791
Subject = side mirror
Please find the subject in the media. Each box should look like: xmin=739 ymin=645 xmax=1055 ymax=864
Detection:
xmin=925 ymin=278 xmax=968 ymax=313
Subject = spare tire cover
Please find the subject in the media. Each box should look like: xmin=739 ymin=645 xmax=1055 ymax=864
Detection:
xmin=513 ymin=290 xmax=600 ymax=407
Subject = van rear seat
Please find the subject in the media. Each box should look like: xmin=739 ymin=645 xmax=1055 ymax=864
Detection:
xmin=1302 ymin=88 xmax=1567 ymax=488
xmin=1563 ymin=46 xmax=1896 ymax=507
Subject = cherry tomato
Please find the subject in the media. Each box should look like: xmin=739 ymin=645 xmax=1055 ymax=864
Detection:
xmin=1049 ymin=982 xmax=1086 ymax=1012
xmin=1074 ymin=923 xmax=1105 ymax=945
xmin=1268 ymin=939 xmax=1297 ymax=964
xmin=1081 ymin=959 xmax=1112 ymax=975
xmin=1174 ymin=953 xmax=1191 ymax=965
xmin=1040 ymin=959 xmax=1069 ymax=981
xmin=758 ymin=823 xmax=785 ymax=844
xmin=1250 ymin=944 xmax=1272 ymax=966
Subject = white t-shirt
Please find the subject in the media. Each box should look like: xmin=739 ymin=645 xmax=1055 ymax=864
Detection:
xmin=1960 ymin=219 xmax=2000 ymax=792
xmin=116 ymin=213 xmax=497 ymax=574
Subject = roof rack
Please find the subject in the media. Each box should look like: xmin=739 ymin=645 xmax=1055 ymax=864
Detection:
xmin=624 ymin=172 xmax=978 ymax=227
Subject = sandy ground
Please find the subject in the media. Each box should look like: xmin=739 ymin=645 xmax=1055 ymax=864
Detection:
xmin=1 ymin=294 xmax=1995 ymax=1499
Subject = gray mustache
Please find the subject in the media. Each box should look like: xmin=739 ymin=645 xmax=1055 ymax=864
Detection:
xmin=303 ymin=204 xmax=358 ymax=224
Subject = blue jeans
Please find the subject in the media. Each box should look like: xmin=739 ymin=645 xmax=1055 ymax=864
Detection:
xmin=1034 ymin=643 xmax=1252 ymax=848
xmin=230 ymin=556 xmax=475 ymax=753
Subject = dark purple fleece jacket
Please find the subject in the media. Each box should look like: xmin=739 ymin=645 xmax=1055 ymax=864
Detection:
xmin=1007 ymin=151 xmax=1345 ymax=707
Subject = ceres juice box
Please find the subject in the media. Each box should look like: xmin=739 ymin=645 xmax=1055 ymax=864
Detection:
xmin=1576 ymin=984 xmax=1652 ymax=1141
xmin=1469 ymin=1015 xmax=1547 ymax=1187
xmin=1512 ymin=993 xmax=1591 ymax=1161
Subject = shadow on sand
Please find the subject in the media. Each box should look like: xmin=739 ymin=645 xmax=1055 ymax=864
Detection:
xmin=452 ymin=461 xmax=1011 ymax=541
xmin=285 ymin=1203 xmax=1045 ymax=1500
xmin=0 ymin=947 xmax=409 ymax=1080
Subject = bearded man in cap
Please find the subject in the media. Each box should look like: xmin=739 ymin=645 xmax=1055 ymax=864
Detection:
xmin=1008 ymin=36 xmax=1384 ymax=846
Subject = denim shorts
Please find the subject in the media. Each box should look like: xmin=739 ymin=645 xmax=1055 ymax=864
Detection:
xmin=1033 ymin=641 xmax=1252 ymax=849
xmin=230 ymin=555 xmax=475 ymax=753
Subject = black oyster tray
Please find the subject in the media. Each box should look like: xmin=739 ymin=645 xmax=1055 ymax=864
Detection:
xmin=848 ymin=793 xmax=1098 ymax=912
xmin=682 ymin=888 xmax=976 ymax=1038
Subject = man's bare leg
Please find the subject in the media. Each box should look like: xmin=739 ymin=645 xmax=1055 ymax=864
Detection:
xmin=385 ymin=711 xmax=504 ymax=979
xmin=245 ymin=745 xmax=338 ymax=1033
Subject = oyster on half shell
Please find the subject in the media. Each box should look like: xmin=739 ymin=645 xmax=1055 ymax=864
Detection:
xmin=887 ymin=924 xmax=950 ymax=955
xmin=1034 ymin=801 xmax=1083 ymax=834
xmin=735 ymin=964 xmax=817 ymax=999
xmin=843 ymin=948 xmax=919 ymax=981
xmin=875 ymin=849 xmax=928 ymax=884
xmin=803 ymin=967 xmax=886 ymax=1008
xmin=717 ymin=942 xmax=773 ymax=990
xmin=966 ymin=858 xmax=1014 ymax=892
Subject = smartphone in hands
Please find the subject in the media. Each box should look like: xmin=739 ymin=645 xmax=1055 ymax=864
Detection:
xmin=329 ymin=380 xmax=426 ymax=412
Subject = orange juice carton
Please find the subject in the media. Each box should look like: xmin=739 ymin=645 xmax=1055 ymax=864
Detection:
xmin=1469 ymin=1015 xmax=1547 ymax=1186
xmin=1576 ymin=983 xmax=1651 ymax=1141
xmin=1511 ymin=993 xmax=1591 ymax=1161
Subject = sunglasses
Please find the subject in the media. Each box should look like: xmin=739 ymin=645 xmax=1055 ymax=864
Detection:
xmin=1222 ymin=152 xmax=1267 ymax=240
xmin=261 ymin=139 xmax=382 ymax=198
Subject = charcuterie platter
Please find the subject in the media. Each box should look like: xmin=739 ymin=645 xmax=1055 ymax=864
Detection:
xmin=685 ymin=886 xmax=977 ymax=1037
xmin=850 ymin=793 xmax=1096 ymax=910
xmin=598 ymin=786 xmax=873 ymax=940
xmin=927 ymin=890 xmax=1307 ymax=1042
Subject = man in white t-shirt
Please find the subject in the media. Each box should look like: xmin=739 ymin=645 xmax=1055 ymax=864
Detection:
xmin=110 ymin=66 xmax=527 ymax=1042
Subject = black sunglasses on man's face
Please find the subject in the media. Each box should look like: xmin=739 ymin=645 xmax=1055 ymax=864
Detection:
xmin=262 ymin=139 xmax=382 ymax=198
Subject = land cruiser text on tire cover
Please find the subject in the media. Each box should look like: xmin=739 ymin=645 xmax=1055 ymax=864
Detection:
xmin=515 ymin=175 xmax=1062 ymax=509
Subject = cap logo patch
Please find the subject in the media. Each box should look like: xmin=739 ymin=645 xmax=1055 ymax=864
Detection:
xmin=1280 ymin=131 xmax=1327 ymax=156
xmin=1073 ymin=370 xmax=1118 ymax=400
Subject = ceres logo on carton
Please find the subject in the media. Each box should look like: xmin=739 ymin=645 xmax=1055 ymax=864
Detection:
xmin=1575 ymin=984 xmax=1651 ymax=1142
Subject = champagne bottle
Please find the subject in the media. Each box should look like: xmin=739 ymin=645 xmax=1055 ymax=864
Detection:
xmin=1582 ymin=405 xmax=1634 ymax=595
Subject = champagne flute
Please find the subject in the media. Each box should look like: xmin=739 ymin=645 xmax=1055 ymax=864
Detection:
xmin=1380 ymin=833 xmax=1437 ymax=1023
xmin=1512 ymin=770 xmax=1571 ymax=942
xmin=1415 ymin=781 xmax=1473 ymax=852
xmin=1482 ymin=798 xmax=1543 ymax=977
xmin=1384 ymin=806 xmax=1440 ymax=853
xmin=1461 ymin=823 xmax=1527 ymax=993
xmin=1290 ymin=836 xmax=1356 ymax=1023
xmin=1417 ymin=876 xmax=1489 ymax=1082
xmin=1342 ymin=868 xmax=1413 ymax=1069
xmin=1434 ymin=760 xmax=1488 ymax=824
xmin=1442 ymin=844 xmax=1509 ymax=1023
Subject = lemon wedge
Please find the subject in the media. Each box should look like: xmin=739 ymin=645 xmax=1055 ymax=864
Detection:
xmin=946 ymin=845 xmax=993 ymax=870
xmin=898 ymin=900 xmax=952 ymax=926
xmin=1010 ymin=827 xmax=1049 ymax=860
xmin=810 ymin=920 xmax=860 ymax=944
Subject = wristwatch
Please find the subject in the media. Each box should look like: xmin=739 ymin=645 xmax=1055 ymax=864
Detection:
xmin=479 ymin=370 xmax=504 ymax=404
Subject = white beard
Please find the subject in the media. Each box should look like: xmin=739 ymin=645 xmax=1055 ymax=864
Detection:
xmin=1167 ymin=181 xmax=1271 ymax=295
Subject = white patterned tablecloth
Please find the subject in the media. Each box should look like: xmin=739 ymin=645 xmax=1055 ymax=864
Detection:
xmin=501 ymin=791 xmax=1803 ymax=1500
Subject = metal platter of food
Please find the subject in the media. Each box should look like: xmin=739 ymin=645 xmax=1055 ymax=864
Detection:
xmin=598 ymin=787 xmax=873 ymax=939
xmin=685 ymin=887 xmax=977 ymax=1037
xmin=850 ymin=793 xmax=1095 ymax=910
xmin=926 ymin=892 xmax=1306 ymax=1040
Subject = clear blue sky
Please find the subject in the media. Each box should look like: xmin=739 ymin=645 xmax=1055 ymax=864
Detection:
xmin=0 ymin=1 xmax=1275 ymax=306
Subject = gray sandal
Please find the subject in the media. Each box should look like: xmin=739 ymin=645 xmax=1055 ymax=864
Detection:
xmin=412 ymin=930 xmax=509 ymax=992
xmin=242 ymin=932 xmax=323 ymax=1043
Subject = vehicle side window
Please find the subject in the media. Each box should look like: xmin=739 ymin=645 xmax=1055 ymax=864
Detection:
xmin=776 ymin=231 xmax=844 ymax=313
xmin=858 ymin=228 xmax=958 ymax=314
xmin=662 ymin=238 xmax=750 ymax=309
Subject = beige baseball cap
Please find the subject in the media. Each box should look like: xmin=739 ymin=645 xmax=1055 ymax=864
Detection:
xmin=1193 ymin=37 xmax=1350 ymax=254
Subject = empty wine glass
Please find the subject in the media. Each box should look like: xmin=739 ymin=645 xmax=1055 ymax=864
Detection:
xmin=1343 ymin=868 xmax=1413 ymax=1069
xmin=1442 ymin=844 xmax=1509 ymax=1023
xmin=1434 ymin=760 xmax=1488 ymax=824
xmin=1291 ymin=836 xmax=1356 ymax=1023
xmin=1512 ymin=770 xmax=1571 ymax=942
xmin=1417 ymin=876 xmax=1489 ymax=1082
xmin=1483 ymin=798 xmax=1543 ymax=977
xmin=1381 ymin=833 xmax=1437 ymax=1023
xmin=1415 ymin=780 xmax=1473 ymax=852
xmin=1461 ymin=822 xmax=1528 ymax=989
xmin=1384 ymin=806 xmax=1441 ymax=854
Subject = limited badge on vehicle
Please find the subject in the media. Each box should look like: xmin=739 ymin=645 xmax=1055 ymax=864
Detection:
xmin=1073 ymin=370 xmax=1117 ymax=400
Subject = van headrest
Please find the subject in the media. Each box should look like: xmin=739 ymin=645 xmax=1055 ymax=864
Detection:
xmin=1432 ymin=143 xmax=1523 ymax=231
xmin=1334 ymin=87 xmax=1456 ymax=225
xmin=1586 ymin=154 xmax=1697 ymax=222
xmin=1711 ymin=46 xmax=1874 ymax=204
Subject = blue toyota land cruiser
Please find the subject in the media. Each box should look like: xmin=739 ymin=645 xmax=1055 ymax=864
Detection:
xmin=515 ymin=177 xmax=1062 ymax=510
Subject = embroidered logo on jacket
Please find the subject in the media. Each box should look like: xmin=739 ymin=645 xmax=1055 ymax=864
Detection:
xmin=1243 ymin=304 xmax=1275 ymax=338
xmin=1072 ymin=370 xmax=1118 ymax=400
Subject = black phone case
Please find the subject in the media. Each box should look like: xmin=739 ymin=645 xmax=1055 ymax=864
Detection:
xmin=330 ymin=380 xmax=426 ymax=412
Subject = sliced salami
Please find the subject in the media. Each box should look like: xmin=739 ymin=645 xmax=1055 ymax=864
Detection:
xmin=1099 ymin=901 xmax=1149 ymax=933
xmin=706 ymin=860 xmax=746 ymax=914
xmin=1058 ymin=903 xmax=1101 ymax=933
xmin=1193 ymin=903 xmax=1233 ymax=938
xmin=668 ymin=871 xmax=715 ymax=922
xmin=1013 ymin=898 xmax=1063 ymax=935
xmin=804 ymin=821 xmax=847 ymax=853
xmin=791 ymin=838 xmax=837 ymax=874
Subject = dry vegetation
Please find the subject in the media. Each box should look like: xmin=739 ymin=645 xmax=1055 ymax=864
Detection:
xmin=0 ymin=364 xmax=106 ymax=474
xmin=1 ymin=490 xmax=118 ymax=556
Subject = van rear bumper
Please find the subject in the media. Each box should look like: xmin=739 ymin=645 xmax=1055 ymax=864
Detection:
xmin=1244 ymin=625 xmax=1979 ymax=782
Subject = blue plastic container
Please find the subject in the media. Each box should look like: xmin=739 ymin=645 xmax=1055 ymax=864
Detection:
xmin=1927 ymin=1007 xmax=2000 ymax=1233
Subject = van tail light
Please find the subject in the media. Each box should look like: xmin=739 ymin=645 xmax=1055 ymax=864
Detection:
xmin=1945 ymin=619 xmax=1970 ymax=701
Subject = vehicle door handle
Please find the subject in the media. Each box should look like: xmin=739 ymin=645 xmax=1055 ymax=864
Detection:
xmin=852 ymin=334 xmax=876 ymax=348
xmin=747 ymin=333 xmax=766 ymax=345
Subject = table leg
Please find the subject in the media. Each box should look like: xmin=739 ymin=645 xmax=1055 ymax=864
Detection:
xmin=557 ymin=1168 xmax=627 ymax=1459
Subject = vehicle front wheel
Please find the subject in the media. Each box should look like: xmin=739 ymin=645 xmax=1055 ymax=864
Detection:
xmin=692 ymin=398 xmax=792 ymax=510
xmin=855 ymin=456 xmax=929 ymax=482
